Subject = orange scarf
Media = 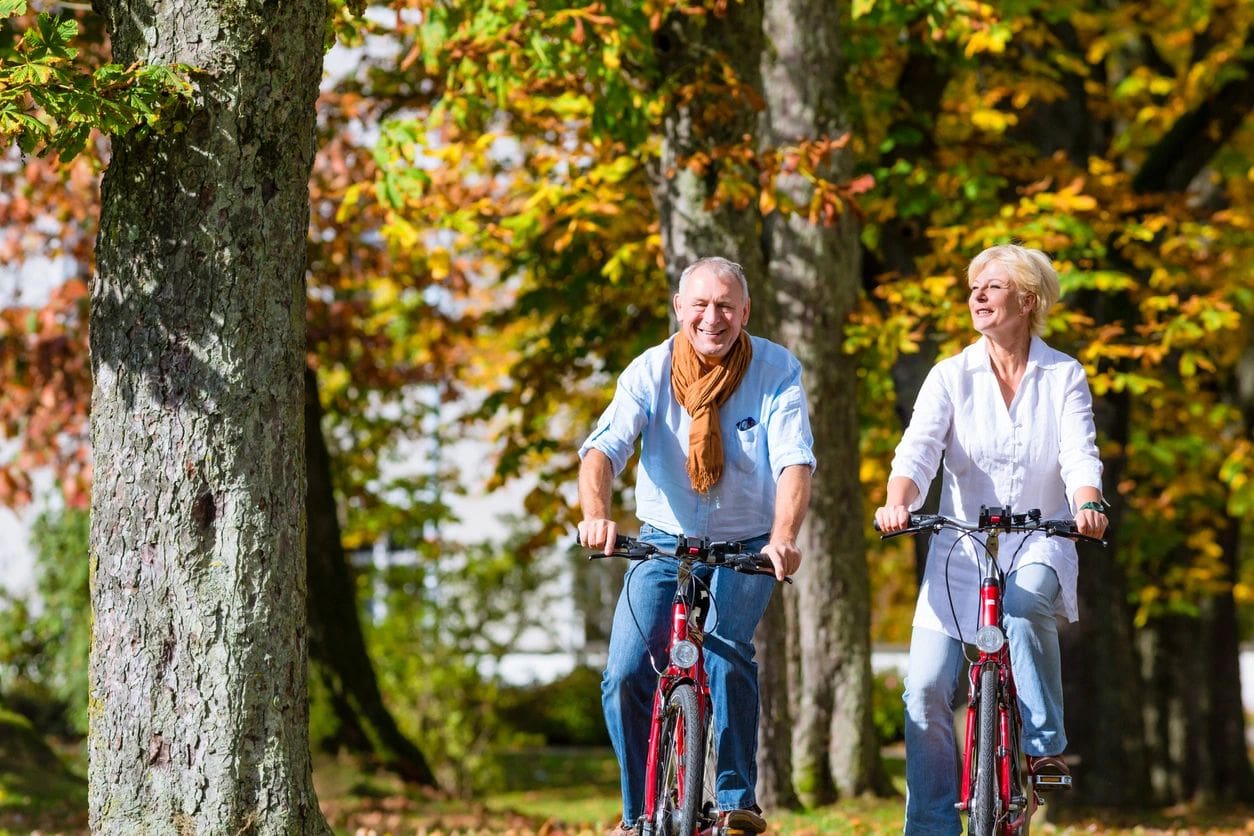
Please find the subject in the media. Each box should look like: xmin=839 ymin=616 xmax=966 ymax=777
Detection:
xmin=670 ymin=329 xmax=753 ymax=493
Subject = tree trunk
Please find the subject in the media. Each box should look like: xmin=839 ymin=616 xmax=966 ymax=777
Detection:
xmin=650 ymin=0 xmax=767 ymax=300
xmin=761 ymin=0 xmax=891 ymax=802
xmin=754 ymin=592 xmax=799 ymax=810
xmin=304 ymin=368 xmax=436 ymax=786
xmin=1055 ymin=392 xmax=1151 ymax=809
xmin=87 ymin=0 xmax=330 ymax=830
xmin=1202 ymin=517 xmax=1254 ymax=802
xmin=1136 ymin=521 xmax=1253 ymax=806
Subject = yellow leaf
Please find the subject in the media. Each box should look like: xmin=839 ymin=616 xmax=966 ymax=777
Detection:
xmin=851 ymin=0 xmax=875 ymax=18
xmin=970 ymin=108 xmax=1015 ymax=133
xmin=429 ymin=249 xmax=451 ymax=280
xmin=759 ymin=189 xmax=777 ymax=215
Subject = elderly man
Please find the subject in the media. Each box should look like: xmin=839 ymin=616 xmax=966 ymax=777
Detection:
xmin=578 ymin=256 xmax=816 ymax=835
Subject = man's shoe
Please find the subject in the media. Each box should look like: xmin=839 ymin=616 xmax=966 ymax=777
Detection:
xmin=717 ymin=806 xmax=767 ymax=835
xmin=607 ymin=822 xmax=637 ymax=836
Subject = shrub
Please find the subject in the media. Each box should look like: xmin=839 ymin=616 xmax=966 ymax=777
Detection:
xmin=498 ymin=665 xmax=609 ymax=747
xmin=871 ymin=668 xmax=906 ymax=744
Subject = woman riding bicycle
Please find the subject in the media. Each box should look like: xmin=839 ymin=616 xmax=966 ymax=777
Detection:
xmin=873 ymin=244 xmax=1109 ymax=835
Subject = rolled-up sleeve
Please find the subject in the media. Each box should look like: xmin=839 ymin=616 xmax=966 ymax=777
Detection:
xmin=578 ymin=363 xmax=650 ymax=477
xmin=890 ymin=365 xmax=952 ymax=511
xmin=765 ymin=360 xmax=817 ymax=480
xmin=1058 ymin=363 xmax=1103 ymax=507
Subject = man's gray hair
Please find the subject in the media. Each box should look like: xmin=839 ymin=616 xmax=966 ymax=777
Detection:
xmin=678 ymin=256 xmax=750 ymax=299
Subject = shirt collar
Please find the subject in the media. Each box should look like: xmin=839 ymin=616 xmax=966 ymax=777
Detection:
xmin=967 ymin=334 xmax=1044 ymax=375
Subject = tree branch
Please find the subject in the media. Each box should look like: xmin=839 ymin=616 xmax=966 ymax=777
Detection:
xmin=1132 ymin=35 xmax=1254 ymax=194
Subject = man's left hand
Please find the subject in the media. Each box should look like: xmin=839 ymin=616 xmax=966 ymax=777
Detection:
xmin=761 ymin=540 xmax=801 ymax=581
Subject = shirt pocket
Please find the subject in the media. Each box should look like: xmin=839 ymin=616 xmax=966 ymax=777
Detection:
xmin=727 ymin=419 xmax=764 ymax=473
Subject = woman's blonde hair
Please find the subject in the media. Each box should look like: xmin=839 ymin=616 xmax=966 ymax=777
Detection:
xmin=968 ymin=244 xmax=1060 ymax=336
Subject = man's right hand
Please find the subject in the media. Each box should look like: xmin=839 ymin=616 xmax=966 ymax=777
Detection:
xmin=578 ymin=518 xmax=619 ymax=556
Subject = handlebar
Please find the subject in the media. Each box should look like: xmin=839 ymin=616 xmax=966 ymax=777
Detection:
xmin=581 ymin=533 xmax=787 ymax=580
xmin=874 ymin=506 xmax=1108 ymax=548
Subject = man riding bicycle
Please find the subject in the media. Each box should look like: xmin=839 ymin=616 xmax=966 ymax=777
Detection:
xmin=577 ymin=256 xmax=816 ymax=836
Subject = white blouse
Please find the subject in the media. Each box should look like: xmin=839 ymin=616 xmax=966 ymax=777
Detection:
xmin=890 ymin=336 xmax=1104 ymax=640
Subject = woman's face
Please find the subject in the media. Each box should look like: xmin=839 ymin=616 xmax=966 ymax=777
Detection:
xmin=969 ymin=262 xmax=1033 ymax=341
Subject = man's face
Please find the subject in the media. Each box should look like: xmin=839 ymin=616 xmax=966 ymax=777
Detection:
xmin=673 ymin=267 xmax=751 ymax=358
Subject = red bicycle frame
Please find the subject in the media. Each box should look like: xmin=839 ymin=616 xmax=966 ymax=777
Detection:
xmin=642 ymin=562 xmax=711 ymax=821
xmin=876 ymin=507 xmax=1101 ymax=836
xmin=587 ymin=534 xmax=777 ymax=836
xmin=958 ymin=573 xmax=1029 ymax=834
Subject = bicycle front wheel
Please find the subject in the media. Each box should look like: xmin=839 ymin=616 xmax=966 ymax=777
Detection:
xmin=653 ymin=682 xmax=705 ymax=836
xmin=968 ymin=664 xmax=999 ymax=836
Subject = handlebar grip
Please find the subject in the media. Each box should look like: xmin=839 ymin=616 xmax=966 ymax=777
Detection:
xmin=1042 ymin=520 xmax=1108 ymax=548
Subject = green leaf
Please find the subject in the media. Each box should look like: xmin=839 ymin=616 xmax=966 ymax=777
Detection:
xmin=0 ymin=0 xmax=26 ymax=18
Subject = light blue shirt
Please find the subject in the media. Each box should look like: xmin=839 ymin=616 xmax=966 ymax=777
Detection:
xmin=579 ymin=334 xmax=816 ymax=542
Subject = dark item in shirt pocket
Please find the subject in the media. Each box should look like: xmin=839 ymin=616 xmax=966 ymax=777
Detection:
xmin=737 ymin=417 xmax=758 ymax=431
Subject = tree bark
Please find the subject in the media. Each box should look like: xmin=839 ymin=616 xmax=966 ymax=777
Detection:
xmin=754 ymin=592 xmax=799 ymax=810
xmin=650 ymin=0 xmax=767 ymax=300
xmin=304 ymin=367 xmax=436 ymax=786
xmin=88 ymin=0 xmax=330 ymax=831
xmin=761 ymin=0 xmax=892 ymax=802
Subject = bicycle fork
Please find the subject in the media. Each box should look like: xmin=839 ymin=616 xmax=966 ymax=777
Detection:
xmin=640 ymin=565 xmax=711 ymax=836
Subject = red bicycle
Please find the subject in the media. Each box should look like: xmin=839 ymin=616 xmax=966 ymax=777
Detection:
xmin=590 ymin=534 xmax=779 ymax=836
xmin=876 ymin=506 xmax=1107 ymax=836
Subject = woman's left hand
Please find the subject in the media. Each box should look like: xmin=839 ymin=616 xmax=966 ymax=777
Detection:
xmin=1074 ymin=506 xmax=1108 ymax=539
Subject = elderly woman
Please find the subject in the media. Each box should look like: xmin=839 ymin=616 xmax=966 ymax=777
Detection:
xmin=874 ymin=244 xmax=1109 ymax=835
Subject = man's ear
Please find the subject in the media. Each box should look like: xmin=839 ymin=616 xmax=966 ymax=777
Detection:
xmin=673 ymin=292 xmax=683 ymax=319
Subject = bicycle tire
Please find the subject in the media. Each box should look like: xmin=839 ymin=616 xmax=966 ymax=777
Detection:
xmin=700 ymin=716 xmax=718 ymax=829
xmin=1007 ymin=705 xmax=1031 ymax=836
xmin=653 ymin=682 xmax=705 ymax=836
xmin=969 ymin=665 xmax=999 ymax=836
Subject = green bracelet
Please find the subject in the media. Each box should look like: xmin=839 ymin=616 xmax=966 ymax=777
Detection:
xmin=1078 ymin=501 xmax=1106 ymax=514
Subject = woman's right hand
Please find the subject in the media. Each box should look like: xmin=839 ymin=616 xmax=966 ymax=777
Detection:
xmin=875 ymin=504 xmax=912 ymax=533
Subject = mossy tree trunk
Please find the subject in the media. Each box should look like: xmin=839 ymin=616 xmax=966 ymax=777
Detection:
xmin=761 ymin=0 xmax=891 ymax=803
xmin=650 ymin=0 xmax=767 ymax=302
xmin=87 ymin=0 xmax=330 ymax=831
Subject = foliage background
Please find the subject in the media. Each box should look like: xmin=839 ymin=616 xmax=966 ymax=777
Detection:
xmin=0 ymin=0 xmax=1250 ymax=822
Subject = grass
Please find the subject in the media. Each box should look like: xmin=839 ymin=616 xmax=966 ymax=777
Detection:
xmin=318 ymin=746 xmax=1254 ymax=835
xmin=0 ymin=709 xmax=87 ymax=836
xmin=3 ymin=729 xmax=1252 ymax=835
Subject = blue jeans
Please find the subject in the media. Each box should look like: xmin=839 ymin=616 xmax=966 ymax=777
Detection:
xmin=903 ymin=563 xmax=1065 ymax=835
xmin=602 ymin=525 xmax=775 ymax=823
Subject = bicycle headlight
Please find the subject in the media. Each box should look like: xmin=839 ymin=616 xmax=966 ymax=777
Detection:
xmin=670 ymin=640 xmax=700 ymax=669
xmin=975 ymin=625 xmax=1005 ymax=654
